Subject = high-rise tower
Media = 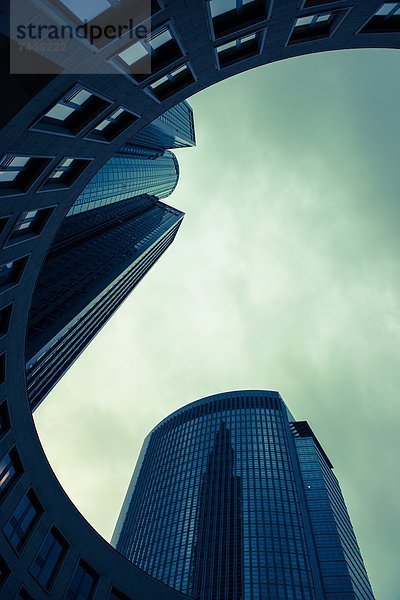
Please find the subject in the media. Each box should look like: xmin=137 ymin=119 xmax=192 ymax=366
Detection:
xmin=113 ymin=391 xmax=374 ymax=600
xmin=25 ymin=104 xmax=194 ymax=410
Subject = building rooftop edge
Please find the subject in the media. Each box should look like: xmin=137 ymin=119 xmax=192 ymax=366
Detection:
xmin=147 ymin=389 xmax=284 ymax=437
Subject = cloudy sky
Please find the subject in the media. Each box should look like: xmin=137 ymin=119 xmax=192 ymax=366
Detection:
xmin=35 ymin=49 xmax=400 ymax=598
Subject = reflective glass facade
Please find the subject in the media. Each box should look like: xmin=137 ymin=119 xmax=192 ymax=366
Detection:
xmin=114 ymin=391 xmax=374 ymax=600
xmin=130 ymin=102 xmax=196 ymax=150
xmin=68 ymin=149 xmax=179 ymax=216
xmin=26 ymin=201 xmax=183 ymax=410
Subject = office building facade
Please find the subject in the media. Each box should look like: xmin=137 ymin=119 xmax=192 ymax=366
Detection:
xmin=113 ymin=391 xmax=374 ymax=599
xmin=24 ymin=104 xmax=192 ymax=410
xmin=26 ymin=197 xmax=183 ymax=411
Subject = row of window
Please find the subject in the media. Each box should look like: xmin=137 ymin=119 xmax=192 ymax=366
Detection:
xmin=20 ymin=5 xmax=398 ymax=151
xmin=0 ymin=447 xmax=132 ymax=598
xmin=0 ymin=152 xmax=91 ymax=197
xmin=32 ymin=85 xmax=139 ymax=140
xmin=34 ymin=1 xmax=400 ymax=84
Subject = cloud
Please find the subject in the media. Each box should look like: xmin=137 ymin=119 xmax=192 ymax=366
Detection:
xmin=34 ymin=49 xmax=400 ymax=598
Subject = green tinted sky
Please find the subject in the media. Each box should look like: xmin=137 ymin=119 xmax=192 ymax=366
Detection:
xmin=35 ymin=49 xmax=400 ymax=599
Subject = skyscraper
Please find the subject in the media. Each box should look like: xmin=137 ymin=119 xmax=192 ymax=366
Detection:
xmin=113 ymin=390 xmax=374 ymax=600
xmin=25 ymin=104 xmax=194 ymax=411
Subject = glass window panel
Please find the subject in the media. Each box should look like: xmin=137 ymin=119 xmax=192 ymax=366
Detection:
xmin=59 ymin=0 xmax=111 ymax=22
xmin=171 ymin=65 xmax=187 ymax=76
xmin=119 ymin=42 xmax=148 ymax=65
xmin=316 ymin=13 xmax=331 ymax=22
xmin=45 ymin=104 xmax=75 ymax=121
xmin=376 ymin=3 xmax=398 ymax=15
xmin=0 ymin=171 xmax=19 ymax=182
xmin=111 ymin=108 xmax=125 ymax=119
xmin=296 ymin=15 xmax=314 ymax=26
xmin=9 ymin=157 xmax=30 ymax=167
xmin=217 ymin=40 xmax=237 ymax=52
xmin=151 ymin=75 xmax=169 ymax=88
xmin=70 ymin=89 xmax=93 ymax=106
xmin=67 ymin=561 xmax=98 ymax=599
xmin=148 ymin=29 xmax=173 ymax=50
xmin=30 ymin=528 xmax=68 ymax=590
xmin=241 ymin=33 xmax=256 ymax=42
xmin=95 ymin=120 xmax=110 ymax=131
xmin=210 ymin=0 xmax=237 ymax=18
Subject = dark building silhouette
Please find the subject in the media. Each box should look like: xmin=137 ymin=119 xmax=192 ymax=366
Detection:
xmin=191 ymin=422 xmax=243 ymax=600
xmin=26 ymin=197 xmax=183 ymax=410
xmin=24 ymin=104 xmax=193 ymax=410
xmin=113 ymin=391 xmax=374 ymax=599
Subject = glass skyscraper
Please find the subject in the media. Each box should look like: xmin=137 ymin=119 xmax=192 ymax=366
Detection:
xmin=25 ymin=102 xmax=195 ymax=410
xmin=67 ymin=148 xmax=180 ymax=216
xmin=113 ymin=390 xmax=374 ymax=600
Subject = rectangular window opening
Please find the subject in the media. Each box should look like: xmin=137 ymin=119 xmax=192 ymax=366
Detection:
xmin=0 ymin=155 xmax=51 ymax=196
xmin=148 ymin=64 xmax=195 ymax=101
xmin=30 ymin=527 xmax=69 ymax=591
xmin=0 ymin=447 xmax=23 ymax=500
xmin=3 ymin=489 xmax=43 ymax=553
xmin=360 ymin=2 xmax=400 ymax=33
xmin=0 ymin=256 xmax=28 ymax=292
xmin=86 ymin=109 xmax=139 ymax=142
xmin=209 ymin=0 xmax=268 ymax=39
xmin=288 ymin=11 xmax=341 ymax=44
xmin=31 ymin=85 xmax=112 ymax=136
xmin=41 ymin=158 xmax=91 ymax=190
xmin=66 ymin=560 xmax=99 ymax=600
xmin=7 ymin=208 xmax=54 ymax=244
xmin=116 ymin=24 xmax=183 ymax=82
xmin=217 ymin=31 xmax=263 ymax=68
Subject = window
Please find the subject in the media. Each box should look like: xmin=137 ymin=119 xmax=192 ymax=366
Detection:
xmin=216 ymin=31 xmax=263 ymax=68
xmin=59 ymin=0 xmax=112 ymax=22
xmin=0 ymin=448 xmax=22 ymax=500
xmin=116 ymin=24 xmax=183 ymax=81
xmin=149 ymin=64 xmax=195 ymax=101
xmin=0 ymin=553 xmax=10 ymax=589
xmin=0 ymin=256 xmax=28 ymax=291
xmin=41 ymin=158 xmax=91 ymax=190
xmin=3 ymin=489 xmax=43 ymax=552
xmin=209 ymin=0 xmax=268 ymax=38
xmin=0 ymin=400 xmax=10 ymax=437
xmin=32 ymin=86 xmax=111 ymax=136
xmin=360 ymin=2 xmax=400 ymax=33
xmin=87 ymin=109 xmax=138 ymax=142
xmin=7 ymin=208 xmax=53 ymax=243
xmin=56 ymin=0 xmax=156 ymax=49
xmin=0 ymin=304 xmax=12 ymax=337
xmin=0 ymin=155 xmax=51 ymax=195
xmin=66 ymin=560 xmax=99 ymax=600
xmin=288 ymin=11 xmax=340 ymax=44
xmin=30 ymin=527 xmax=69 ymax=590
